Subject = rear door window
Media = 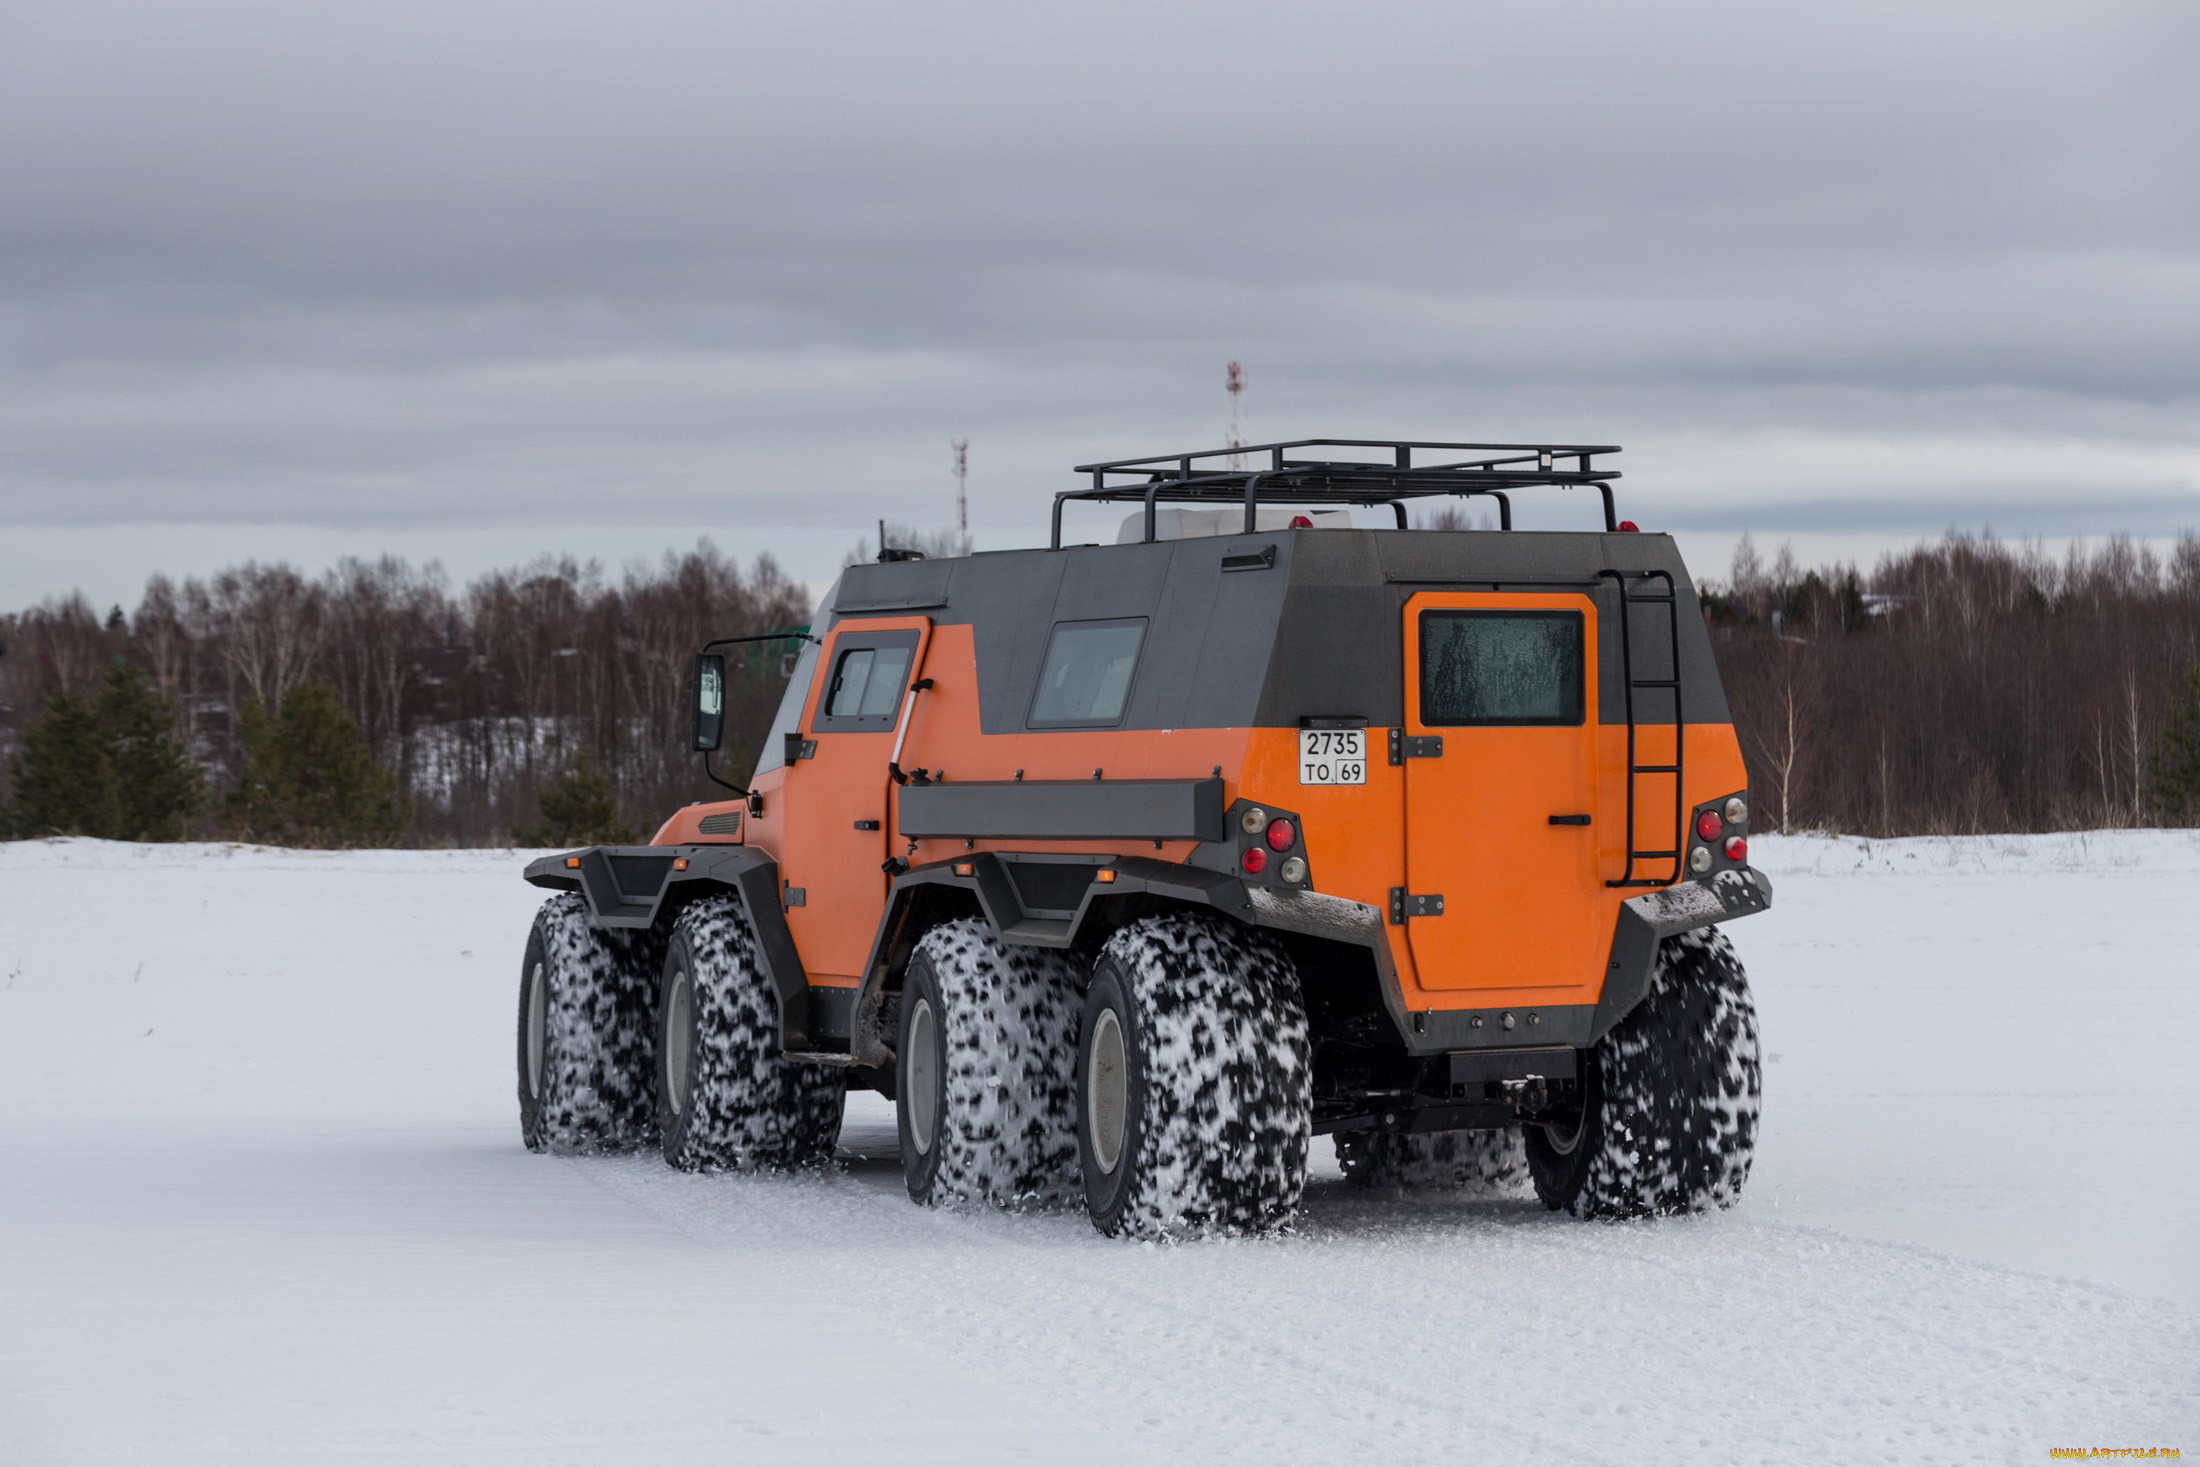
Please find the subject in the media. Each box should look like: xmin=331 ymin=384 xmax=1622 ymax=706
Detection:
xmin=1029 ymin=619 xmax=1146 ymax=727
xmin=1418 ymin=610 xmax=1585 ymax=726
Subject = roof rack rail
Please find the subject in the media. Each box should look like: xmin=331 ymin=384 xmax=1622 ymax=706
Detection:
xmin=1053 ymin=438 xmax=1623 ymax=547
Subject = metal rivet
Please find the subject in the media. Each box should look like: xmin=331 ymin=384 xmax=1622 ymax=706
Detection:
xmin=1470 ymin=1015 xmax=1484 ymax=1029
xmin=1501 ymin=1013 xmax=1516 ymax=1031
xmin=1527 ymin=1012 xmax=1539 ymax=1026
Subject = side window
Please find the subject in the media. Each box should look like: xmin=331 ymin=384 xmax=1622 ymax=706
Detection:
xmin=814 ymin=631 xmax=918 ymax=730
xmin=1029 ymin=618 xmax=1146 ymax=728
xmin=1418 ymin=610 xmax=1585 ymax=726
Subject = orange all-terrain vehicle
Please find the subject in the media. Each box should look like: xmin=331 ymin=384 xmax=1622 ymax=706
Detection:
xmin=517 ymin=439 xmax=1769 ymax=1238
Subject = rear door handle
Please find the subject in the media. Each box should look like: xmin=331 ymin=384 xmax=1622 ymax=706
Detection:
xmin=1548 ymin=814 xmax=1592 ymax=826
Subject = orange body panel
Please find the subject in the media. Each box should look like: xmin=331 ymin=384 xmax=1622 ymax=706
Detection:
xmin=702 ymin=610 xmax=1748 ymax=1012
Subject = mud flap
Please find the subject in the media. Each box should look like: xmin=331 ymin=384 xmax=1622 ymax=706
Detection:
xmin=1591 ymin=869 xmax=1774 ymax=1042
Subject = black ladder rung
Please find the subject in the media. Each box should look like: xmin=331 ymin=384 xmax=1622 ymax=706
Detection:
xmin=1630 ymin=849 xmax=1679 ymax=861
xmin=1629 ymin=764 xmax=1680 ymax=774
xmin=1624 ymin=594 xmax=1677 ymax=605
xmin=1629 ymin=679 xmax=1679 ymax=689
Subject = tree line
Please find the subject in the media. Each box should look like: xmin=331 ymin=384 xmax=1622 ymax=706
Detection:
xmin=1 ymin=528 xmax=2197 ymax=846
xmin=1709 ymin=532 xmax=2200 ymax=834
xmin=0 ymin=542 xmax=811 ymax=846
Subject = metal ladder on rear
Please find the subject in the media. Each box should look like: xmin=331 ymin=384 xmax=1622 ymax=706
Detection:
xmin=1597 ymin=569 xmax=1685 ymax=887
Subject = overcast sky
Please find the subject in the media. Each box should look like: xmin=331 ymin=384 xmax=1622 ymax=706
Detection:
xmin=3 ymin=0 xmax=2195 ymax=609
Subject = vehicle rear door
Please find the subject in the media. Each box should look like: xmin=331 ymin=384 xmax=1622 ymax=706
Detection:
xmin=776 ymin=615 xmax=932 ymax=982
xmin=1399 ymin=591 xmax=1605 ymax=994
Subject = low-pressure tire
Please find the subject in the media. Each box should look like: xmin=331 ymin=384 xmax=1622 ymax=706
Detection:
xmin=1076 ymin=913 xmax=1312 ymax=1240
xmin=896 ymin=918 xmax=1084 ymax=1208
xmin=1525 ymin=927 xmax=1761 ymax=1218
xmin=517 ymin=892 xmax=662 ymax=1154
xmin=1336 ymin=1126 xmax=1528 ymax=1193
xmin=657 ymin=894 xmax=844 ymax=1171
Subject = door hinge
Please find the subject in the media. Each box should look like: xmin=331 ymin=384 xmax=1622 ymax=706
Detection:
xmin=784 ymin=733 xmax=817 ymax=764
xmin=782 ymin=882 xmax=806 ymax=908
xmin=1388 ymin=887 xmax=1444 ymax=923
xmin=1388 ymin=729 xmax=1443 ymax=764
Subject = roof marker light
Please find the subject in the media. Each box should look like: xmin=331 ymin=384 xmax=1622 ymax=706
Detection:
xmin=1617 ymin=520 xmax=1640 ymax=532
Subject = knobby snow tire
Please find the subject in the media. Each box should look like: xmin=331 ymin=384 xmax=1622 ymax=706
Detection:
xmin=517 ymin=892 xmax=662 ymax=1154
xmin=1525 ymin=926 xmax=1761 ymax=1218
xmin=1077 ymin=913 xmax=1312 ymax=1241
xmin=896 ymin=918 xmax=1084 ymax=1209
xmin=1336 ymin=1127 xmax=1528 ymax=1194
xmin=657 ymin=894 xmax=844 ymax=1172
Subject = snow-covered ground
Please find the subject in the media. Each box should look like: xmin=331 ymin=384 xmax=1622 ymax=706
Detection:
xmin=2 ymin=833 xmax=2195 ymax=1463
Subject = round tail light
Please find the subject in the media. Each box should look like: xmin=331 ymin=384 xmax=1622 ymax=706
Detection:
xmin=1240 ymin=847 xmax=1268 ymax=875
xmin=1264 ymin=817 xmax=1296 ymax=852
xmin=1725 ymin=835 xmax=1748 ymax=863
xmin=1694 ymin=810 xmax=1723 ymax=842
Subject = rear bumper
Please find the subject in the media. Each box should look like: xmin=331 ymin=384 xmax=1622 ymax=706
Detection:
xmin=1363 ymin=866 xmax=1774 ymax=1056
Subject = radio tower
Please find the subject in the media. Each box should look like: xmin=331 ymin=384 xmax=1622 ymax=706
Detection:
xmin=952 ymin=437 xmax=969 ymax=536
xmin=1225 ymin=362 xmax=1245 ymax=469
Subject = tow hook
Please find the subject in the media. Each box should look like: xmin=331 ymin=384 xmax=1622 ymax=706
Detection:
xmin=1500 ymin=1076 xmax=1549 ymax=1112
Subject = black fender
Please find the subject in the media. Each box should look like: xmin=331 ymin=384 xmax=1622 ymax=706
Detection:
xmin=523 ymin=845 xmax=816 ymax=1051
xmin=1591 ymin=866 xmax=1774 ymax=1041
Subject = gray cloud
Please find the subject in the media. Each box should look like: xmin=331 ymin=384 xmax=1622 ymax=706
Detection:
xmin=2 ymin=0 xmax=2195 ymax=602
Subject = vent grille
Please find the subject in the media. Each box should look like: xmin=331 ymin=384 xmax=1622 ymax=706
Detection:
xmin=697 ymin=812 xmax=742 ymax=836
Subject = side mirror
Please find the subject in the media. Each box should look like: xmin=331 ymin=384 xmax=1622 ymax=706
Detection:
xmin=691 ymin=653 xmax=726 ymax=752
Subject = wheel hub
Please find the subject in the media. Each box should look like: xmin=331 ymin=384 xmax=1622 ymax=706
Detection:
xmin=664 ymin=970 xmax=693 ymax=1116
xmin=906 ymin=997 xmax=939 ymax=1154
xmin=524 ymin=962 xmax=546 ymax=1099
xmin=1087 ymin=1007 xmax=1127 ymax=1174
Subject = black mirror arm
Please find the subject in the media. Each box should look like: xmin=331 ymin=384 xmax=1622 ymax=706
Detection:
xmin=699 ymin=631 xmax=822 ymax=654
xmin=702 ymin=748 xmax=748 ymax=798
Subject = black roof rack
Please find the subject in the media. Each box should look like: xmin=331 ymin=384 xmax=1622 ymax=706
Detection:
xmin=1053 ymin=438 xmax=1623 ymax=547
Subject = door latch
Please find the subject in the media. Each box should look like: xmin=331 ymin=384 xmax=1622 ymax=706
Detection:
xmin=1388 ymin=729 xmax=1443 ymax=764
xmin=1388 ymin=888 xmax=1445 ymax=923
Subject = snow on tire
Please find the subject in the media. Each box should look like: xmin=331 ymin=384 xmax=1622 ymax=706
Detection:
xmin=658 ymin=894 xmax=844 ymax=1172
xmin=1077 ymin=913 xmax=1312 ymax=1240
xmin=1525 ymin=926 xmax=1761 ymax=1218
xmin=1336 ymin=1126 xmax=1528 ymax=1194
xmin=896 ymin=918 xmax=1084 ymax=1209
xmin=517 ymin=892 xmax=662 ymax=1154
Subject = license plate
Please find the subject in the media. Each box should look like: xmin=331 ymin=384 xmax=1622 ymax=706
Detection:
xmin=1298 ymin=728 xmax=1367 ymax=785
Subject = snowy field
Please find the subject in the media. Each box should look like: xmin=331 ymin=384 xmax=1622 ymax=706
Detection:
xmin=3 ymin=833 xmax=2196 ymax=1464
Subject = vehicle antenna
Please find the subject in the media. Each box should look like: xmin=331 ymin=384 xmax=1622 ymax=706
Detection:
xmin=953 ymin=437 xmax=969 ymax=536
xmin=1225 ymin=362 xmax=1245 ymax=470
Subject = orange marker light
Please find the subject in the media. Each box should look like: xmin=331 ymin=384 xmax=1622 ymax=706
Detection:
xmin=565 ymin=857 xmax=580 ymax=869
xmin=953 ymin=862 xmax=974 ymax=877
xmin=673 ymin=858 xmax=689 ymax=871
xmin=1095 ymin=868 xmax=1118 ymax=883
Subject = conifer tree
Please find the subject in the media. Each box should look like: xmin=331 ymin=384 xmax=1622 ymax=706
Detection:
xmin=517 ymin=746 xmax=637 ymax=847
xmin=229 ymin=681 xmax=409 ymax=847
xmin=2149 ymin=663 xmax=2200 ymax=824
xmin=3 ymin=662 xmax=202 ymax=840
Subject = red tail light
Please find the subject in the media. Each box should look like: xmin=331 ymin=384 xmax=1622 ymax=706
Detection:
xmin=1264 ymin=818 xmax=1296 ymax=852
xmin=1725 ymin=835 xmax=1748 ymax=863
xmin=1241 ymin=847 xmax=1268 ymax=875
xmin=1694 ymin=810 xmax=1723 ymax=842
